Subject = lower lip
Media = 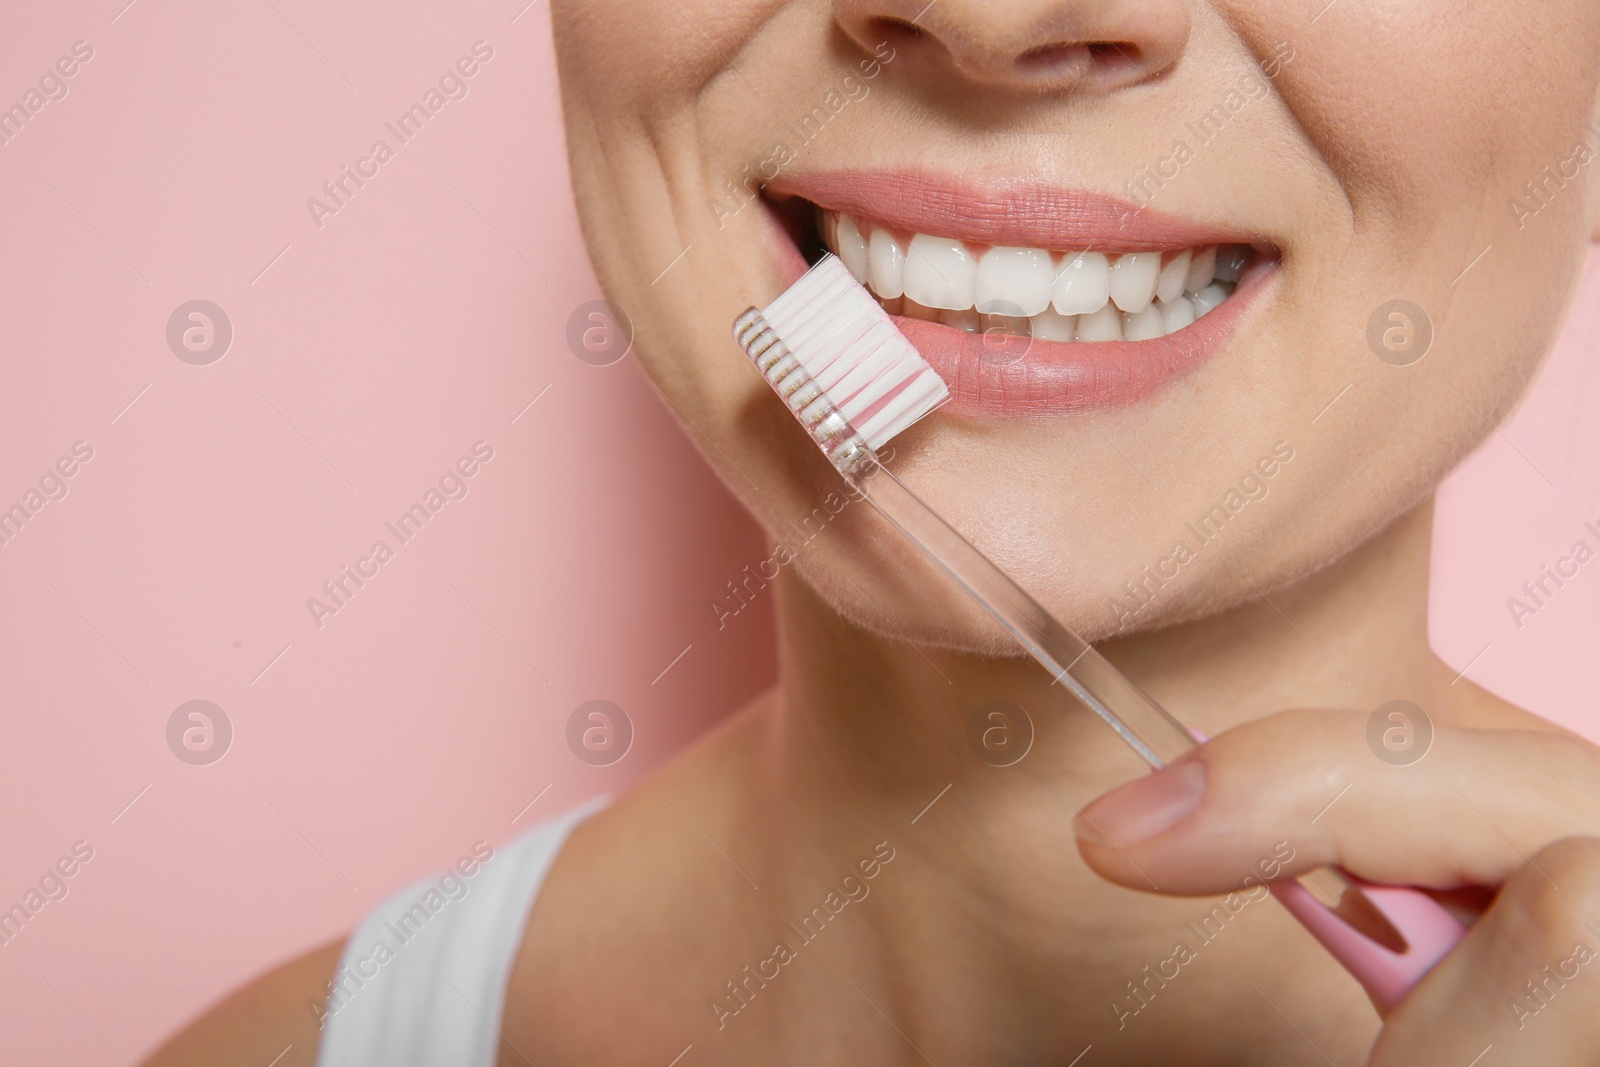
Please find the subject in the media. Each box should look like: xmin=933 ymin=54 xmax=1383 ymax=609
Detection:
xmin=895 ymin=264 xmax=1275 ymax=417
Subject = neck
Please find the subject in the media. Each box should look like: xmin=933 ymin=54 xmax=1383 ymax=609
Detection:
xmin=742 ymin=496 xmax=1439 ymax=1054
xmin=769 ymin=496 xmax=1438 ymax=801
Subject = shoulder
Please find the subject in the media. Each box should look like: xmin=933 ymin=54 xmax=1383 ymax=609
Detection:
xmin=137 ymin=938 xmax=343 ymax=1067
xmin=140 ymin=800 xmax=609 ymax=1067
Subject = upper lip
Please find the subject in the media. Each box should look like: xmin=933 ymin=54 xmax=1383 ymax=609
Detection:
xmin=766 ymin=171 xmax=1273 ymax=253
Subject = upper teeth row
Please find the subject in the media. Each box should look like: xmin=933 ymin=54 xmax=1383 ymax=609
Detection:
xmin=824 ymin=209 xmax=1249 ymax=324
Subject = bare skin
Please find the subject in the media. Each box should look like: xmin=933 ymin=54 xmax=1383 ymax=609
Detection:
xmin=140 ymin=940 xmax=341 ymax=1067
xmin=143 ymin=496 xmax=1588 ymax=1066
xmin=141 ymin=0 xmax=1600 ymax=1062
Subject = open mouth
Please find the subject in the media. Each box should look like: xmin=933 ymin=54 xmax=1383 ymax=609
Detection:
xmin=763 ymin=173 xmax=1280 ymax=417
xmin=817 ymin=209 xmax=1250 ymax=343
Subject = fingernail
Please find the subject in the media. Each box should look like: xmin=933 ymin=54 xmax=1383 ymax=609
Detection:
xmin=1074 ymin=759 xmax=1207 ymax=847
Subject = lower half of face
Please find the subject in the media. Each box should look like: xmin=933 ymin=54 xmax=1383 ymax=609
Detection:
xmin=553 ymin=0 xmax=1600 ymax=650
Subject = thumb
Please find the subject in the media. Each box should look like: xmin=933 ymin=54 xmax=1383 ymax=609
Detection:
xmin=1070 ymin=708 xmax=1594 ymax=896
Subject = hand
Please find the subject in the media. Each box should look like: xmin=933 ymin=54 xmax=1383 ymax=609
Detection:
xmin=1071 ymin=708 xmax=1600 ymax=1065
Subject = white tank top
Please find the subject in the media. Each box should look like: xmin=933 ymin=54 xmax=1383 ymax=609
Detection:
xmin=315 ymin=795 xmax=608 ymax=1067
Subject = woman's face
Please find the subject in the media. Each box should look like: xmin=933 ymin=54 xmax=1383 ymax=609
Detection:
xmin=553 ymin=1 xmax=1600 ymax=651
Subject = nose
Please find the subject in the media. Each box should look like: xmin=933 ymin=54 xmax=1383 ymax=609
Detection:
xmin=832 ymin=0 xmax=1191 ymax=94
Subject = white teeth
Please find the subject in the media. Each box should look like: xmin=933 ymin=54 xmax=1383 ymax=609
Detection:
xmin=1214 ymin=245 xmax=1248 ymax=283
xmin=1156 ymin=249 xmax=1191 ymax=305
xmin=1109 ymin=252 xmax=1161 ymax=313
xmin=867 ymin=229 xmax=906 ymax=299
xmin=1075 ymin=303 xmax=1123 ymax=342
xmin=1029 ymin=307 xmax=1077 ymax=341
xmin=1191 ymin=282 xmax=1229 ymax=317
xmin=822 ymin=210 xmax=1256 ymax=344
xmin=1185 ymin=246 xmax=1217 ymax=293
xmin=835 ymin=215 xmax=869 ymax=283
xmin=903 ymin=233 xmax=978 ymax=311
xmin=1158 ymin=295 xmax=1196 ymax=333
xmin=1051 ymin=251 xmax=1111 ymax=316
xmin=1122 ymin=304 xmax=1165 ymax=342
xmin=976 ymin=246 xmax=1053 ymax=317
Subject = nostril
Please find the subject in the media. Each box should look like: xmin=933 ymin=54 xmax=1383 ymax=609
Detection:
xmin=1015 ymin=41 xmax=1086 ymax=73
xmin=1013 ymin=40 xmax=1144 ymax=83
xmin=1086 ymin=41 xmax=1142 ymax=65
xmin=867 ymin=16 xmax=927 ymax=43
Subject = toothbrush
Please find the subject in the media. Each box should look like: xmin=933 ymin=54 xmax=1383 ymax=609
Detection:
xmin=733 ymin=253 xmax=1468 ymax=1013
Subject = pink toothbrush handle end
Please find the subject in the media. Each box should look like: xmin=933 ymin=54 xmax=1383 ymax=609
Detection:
xmin=1182 ymin=729 xmax=1468 ymax=1011
xmin=1269 ymin=876 xmax=1468 ymax=1013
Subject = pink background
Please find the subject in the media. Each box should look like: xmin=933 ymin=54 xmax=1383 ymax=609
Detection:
xmin=0 ymin=2 xmax=1595 ymax=1061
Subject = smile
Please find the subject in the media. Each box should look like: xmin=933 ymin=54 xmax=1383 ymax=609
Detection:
xmin=765 ymin=172 xmax=1280 ymax=417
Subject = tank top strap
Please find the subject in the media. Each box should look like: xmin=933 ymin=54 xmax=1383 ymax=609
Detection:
xmin=316 ymin=794 xmax=609 ymax=1066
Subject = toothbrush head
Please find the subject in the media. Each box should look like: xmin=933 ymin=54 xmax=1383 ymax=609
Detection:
xmin=733 ymin=254 xmax=948 ymax=474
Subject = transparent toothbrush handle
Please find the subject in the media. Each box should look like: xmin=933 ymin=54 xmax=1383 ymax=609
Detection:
xmin=848 ymin=452 xmax=1198 ymax=768
xmin=847 ymin=452 xmax=1467 ymax=1011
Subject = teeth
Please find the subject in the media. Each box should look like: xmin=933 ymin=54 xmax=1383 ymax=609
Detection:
xmin=835 ymin=216 xmax=869 ymax=283
xmin=822 ymin=208 xmax=1254 ymax=344
xmin=868 ymin=228 xmax=906 ymax=299
xmin=981 ymin=311 xmax=1031 ymax=336
xmin=903 ymin=233 xmax=978 ymax=311
xmin=1075 ymin=304 xmax=1123 ymax=342
xmin=1185 ymin=246 xmax=1217 ymax=293
xmin=1191 ymin=282 xmax=1229 ymax=317
xmin=1109 ymin=252 xmax=1160 ymax=314
xmin=1122 ymin=304 xmax=1166 ymax=342
xmin=976 ymin=246 xmax=1053 ymax=317
xmin=1156 ymin=249 xmax=1191 ymax=305
xmin=1029 ymin=307 xmax=1077 ymax=341
xmin=1158 ymin=295 xmax=1196 ymax=333
xmin=1051 ymin=252 xmax=1111 ymax=316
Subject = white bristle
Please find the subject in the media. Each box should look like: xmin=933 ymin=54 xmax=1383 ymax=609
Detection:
xmin=760 ymin=255 xmax=948 ymax=452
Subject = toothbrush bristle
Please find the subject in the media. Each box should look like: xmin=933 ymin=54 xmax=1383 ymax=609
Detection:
xmin=760 ymin=255 xmax=948 ymax=451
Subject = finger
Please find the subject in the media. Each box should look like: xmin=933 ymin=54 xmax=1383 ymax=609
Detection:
xmin=1070 ymin=708 xmax=1600 ymax=895
xmin=1371 ymin=836 xmax=1600 ymax=1066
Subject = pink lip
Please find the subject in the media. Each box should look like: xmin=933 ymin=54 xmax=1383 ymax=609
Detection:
xmin=767 ymin=171 xmax=1271 ymax=252
xmin=893 ymin=265 xmax=1273 ymax=417
xmin=761 ymin=171 xmax=1279 ymax=417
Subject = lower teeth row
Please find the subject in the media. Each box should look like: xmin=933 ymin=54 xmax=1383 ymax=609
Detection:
xmin=885 ymin=281 xmax=1237 ymax=342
